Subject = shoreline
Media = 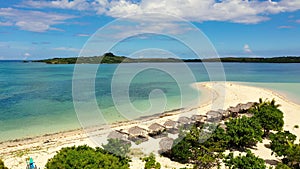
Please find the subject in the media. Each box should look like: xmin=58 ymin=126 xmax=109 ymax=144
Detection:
xmin=1 ymin=82 xmax=300 ymax=168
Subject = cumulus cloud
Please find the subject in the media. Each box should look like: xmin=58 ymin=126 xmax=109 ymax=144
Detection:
xmin=105 ymin=0 xmax=300 ymax=24
xmin=243 ymin=44 xmax=252 ymax=53
xmin=0 ymin=8 xmax=75 ymax=32
xmin=19 ymin=0 xmax=300 ymax=24
xmin=2 ymin=0 xmax=299 ymax=34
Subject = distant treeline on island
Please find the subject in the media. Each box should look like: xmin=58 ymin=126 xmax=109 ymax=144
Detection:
xmin=30 ymin=52 xmax=300 ymax=64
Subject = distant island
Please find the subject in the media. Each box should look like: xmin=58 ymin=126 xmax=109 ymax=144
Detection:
xmin=31 ymin=52 xmax=300 ymax=64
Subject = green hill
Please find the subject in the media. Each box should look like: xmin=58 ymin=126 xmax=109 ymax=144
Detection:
xmin=32 ymin=53 xmax=300 ymax=64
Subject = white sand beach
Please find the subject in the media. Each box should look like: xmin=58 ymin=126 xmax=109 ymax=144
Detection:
xmin=1 ymin=82 xmax=299 ymax=169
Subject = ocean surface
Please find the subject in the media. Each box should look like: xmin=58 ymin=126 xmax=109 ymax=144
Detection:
xmin=1 ymin=61 xmax=300 ymax=141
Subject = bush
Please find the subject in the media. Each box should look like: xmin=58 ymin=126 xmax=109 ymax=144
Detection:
xmin=269 ymin=131 xmax=296 ymax=157
xmin=275 ymin=163 xmax=292 ymax=169
xmin=102 ymin=138 xmax=131 ymax=157
xmin=251 ymin=100 xmax=284 ymax=136
xmin=168 ymin=125 xmax=224 ymax=168
xmin=0 ymin=159 xmax=8 ymax=169
xmin=225 ymin=116 xmax=263 ymax=149
xmin=142 ymin=153 xmax=161 ymax=169
xmin=45 ymin=145 xmax=130 ymax=169
xmin=224 ymin=150 xmax=266 ymax=169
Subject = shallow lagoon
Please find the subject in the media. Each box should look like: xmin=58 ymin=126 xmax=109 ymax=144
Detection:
xmin=0 ymin=61 xmax=299 ymax=141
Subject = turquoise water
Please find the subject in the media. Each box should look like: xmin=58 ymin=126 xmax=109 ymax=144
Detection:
xmin=0 ymin=61 xmax=300 ymax=141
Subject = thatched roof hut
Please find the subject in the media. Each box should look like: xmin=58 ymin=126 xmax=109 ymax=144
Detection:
xmin=191 ymin=115 xmax=205 ymax=122
xmin=242 ymin=102 xmax=255 ymax=111
xmin=148 ymin=123 xmax=165 ymax=133
xmin=227 ymin=106 xmax=240 ymax=113
xmin=159 ymin=137 xmax=174 ymax=151
xmin=107 ymin=130 xmax=128 ymax=140
xmin=163 ymin=119 xmax=177 ymax=129
xmin=206 ymin=110 xmax=222 ymax=122
xmin=178 ymin=116 xmax=191 ymax=124
xmin=127 ymin=126 xmax=147 ymax=137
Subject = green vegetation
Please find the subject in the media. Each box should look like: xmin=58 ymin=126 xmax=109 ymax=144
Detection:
xmin=32 ymin=53 xmax=300 ymax=64
xmin=275 ymin=163 xmax=292 ymax=169
xmin=168 ymin=125 xmax=224 ymax=168
xmin=224 ymin=150 xmax=266 ymax=169
xmin=0 ymin=159 xmax=8 ymax=169
xmin=163 ymin=98 xmax=297 ymax=168
xmin=142 ymin=153 xmax=161 ymax=169
xmin=33 ymin=52 xmax=181 ymax=64
xmin=269 ymin=131 xmax=300 ymax=168
xmin=186 ymin=56 xmax=300 ymax=63
xmin=34 ymin=53 xmax=127 ymax=64
xmin=45 ymin=145 xmax=130 ymax=169
xmin=251 ymin=99 xmax=284 ymax=136
xmin=24 ymin=98 xmax=300 ymax=168
xmin=102 ymin=138 xmax=131 ymax=158
xmin=294 ymin=125 xmax=299 ymax=129
xmin=269 ymin=131 xmax=297 ymax=157
xmin=225 ymin=116 xmax=263 ymax=149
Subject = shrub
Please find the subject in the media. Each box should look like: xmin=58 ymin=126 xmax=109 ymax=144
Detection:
xmin=142 ymin=153 xmax=161 ymax=169
xmin=224 ymin=150 xmax=266 ymax=169
xmin=251 ymin=99 xmax=284 ymax=136
xmin=275 ymin=163 xmax=292 ymax=169
xmin=45 ymin=145 xmax=130 ymax=169
xmin=225 ymin=116 xmax=263 ymax=149
xmin=102 ymin=138 xmax=131 ymax=157
xmin=0 ymin=159 xmax=8 ymax=169
xmin=269 ymin=131 xmax=296 ymax=157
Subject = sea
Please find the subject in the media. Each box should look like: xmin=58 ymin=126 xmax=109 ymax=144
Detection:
xmin=1 ymin=61 xmax=300 ymax=141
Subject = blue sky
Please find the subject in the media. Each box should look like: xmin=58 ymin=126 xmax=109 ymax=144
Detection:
xmin=0 ymin=0 xmax=300 ymax=60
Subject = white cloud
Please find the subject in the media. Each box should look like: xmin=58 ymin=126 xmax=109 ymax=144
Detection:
xmin=278 ymin=25 xmax=294 ymax=29
xmin=0 ymin=8 xmax=75 ymax=32
xmin=24 ymin=52 xmax=31 ymax=57
xmin=104 ymin=0 xmax=300 ymax=24
xmin=243 ymin=44 xmax=252 ymax=53
xmin=53 ymin=47 xmax=80 ymax=52
xmin=19 ymin=0 xmax=91 ymax=11
xmin=76 ymin=33 xmax=90 ymax=37
xmin=13 ymin=0 xmax=300 ymax=26
xmin=19 ymin=0 xmax=109 ymax=14
xmin=0 ymin=21 xmax=13 ymax=26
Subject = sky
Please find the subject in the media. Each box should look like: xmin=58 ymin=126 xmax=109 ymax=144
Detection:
xmin=0 ymin=0 xmax=300 ymax=60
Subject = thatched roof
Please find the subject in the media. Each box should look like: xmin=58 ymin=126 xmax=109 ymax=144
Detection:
xmin=177 ymin=116 xmax=191 ymax=124
xmin=163 ymin=120 xmax=177 ymax=128
xmin=148 ymin=123 xmax=165 ymax=132
xmin=128 ymin=126 xmax=147 ymax=137
xmin=227 ymin=106 xmax=240 ymax=113
xmin=243 ymin=102 xmax=255 ymax=110
xmin=159 ymin=137 xmax=174 ymax=151
xmin=107 ymin=130 xmax=128 ymax=140
xmin=191 ymin=115 xmax=205 ymax=122
xmin=206 ymin=110 xmax=222 ymax=117
xmin=206 ymin=110 xmax=222 ymax=122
